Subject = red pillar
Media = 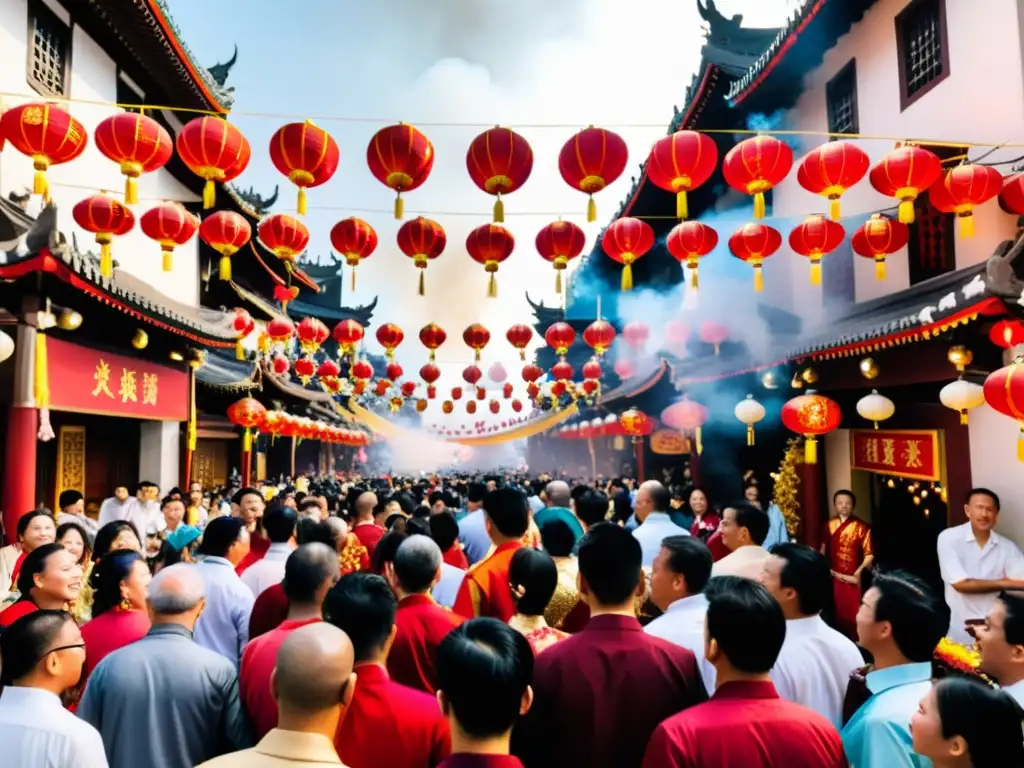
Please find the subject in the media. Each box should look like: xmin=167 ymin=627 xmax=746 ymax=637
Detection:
xmin=3 ymin=406 xmax=38 ymax=543
xmin=799 ymin=457 xmax=826 ymax=549
xmin=634 ymin=438 xmax=646 ymax=481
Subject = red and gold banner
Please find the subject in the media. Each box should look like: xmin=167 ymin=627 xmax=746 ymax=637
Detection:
xmin=850 ymin=429 xmax=941 ymax=481
xmin=650 ymin=429 xmax=689 ymax=455
xmin=46 ymin=337 xmax=188 ymax=421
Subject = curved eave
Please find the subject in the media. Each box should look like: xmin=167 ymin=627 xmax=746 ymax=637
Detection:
xmin=599 ymin=360 xmax=671 ymax=406
xmin=262 ymin=361 xmax=336 ymax=403
xmin=196 ymin=349 xmax=258 ymax=392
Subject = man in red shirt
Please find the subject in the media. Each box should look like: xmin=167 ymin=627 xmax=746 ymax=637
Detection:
xmin=351 ymin=491 xmax=384 ymax=560
xmin=233 ymin=488 xmax=268 ymax=576
xmin=324 ymin=573 xmax=450 ymax=768
xmin=386 ymin=534 xmax=464 ymax=694
xmin=642 ymin=576 xmax=847 ymax=767
xmin=239 ymin=542 xmax=340 ymax=739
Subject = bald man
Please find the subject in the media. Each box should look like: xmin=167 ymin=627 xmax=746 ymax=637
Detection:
xmin=632 ymin=480 xmax=690 ymax=569
xmin=534 ymin=480 xmax=584 ymax=546
xmin=351 ymin=491 xmax=384 ymax=559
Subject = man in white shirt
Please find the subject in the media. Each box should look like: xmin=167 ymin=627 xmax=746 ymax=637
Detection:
xmin=976 ymin=589 xmax=1024 ymax=705
xmin=644 ymin=535 xmax=716 ymax=693
xmin=632 ymin=480 xmax=689 ymax=570
xmin=0 ymin=609 xmax=108 ymax=768
xmin=128 ymin=481 xmax=166 ymax=539
xmin=241 ymin=504 xmax=297 ymax=597
xmin=98 ymin=484 xmax=135 ymax=527
xmin=711 ymin=501 xmax=771 ymax=580
xmin=937 ymin=488 xmax=1024 ymax=645
xmin=759 ymin=542 xmax=864 ymax=727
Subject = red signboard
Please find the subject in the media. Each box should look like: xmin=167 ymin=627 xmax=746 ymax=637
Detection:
xmin=45 ymin=337 xmax=188 ymax=421
xmin=850 ymin=429 xmax=941 ymax=481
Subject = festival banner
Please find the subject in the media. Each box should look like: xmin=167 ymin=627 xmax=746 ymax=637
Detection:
xmin=850 ymin=429 xmax=941 ymax=481
xmin=45 ymin=337 xmax=188 ymax=421
xmin=650 ymin=429 xmax=689 ymax=455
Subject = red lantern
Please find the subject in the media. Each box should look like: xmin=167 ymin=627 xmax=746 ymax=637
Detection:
xmin=796 ymin=141 xmax=870 ymax=220
xmin=665 ymin=321 xmax=690 ymax=352
xmin=728 ymin=222 xmax=782 ymax=292
xmin=983 ymin=360 xmax=1024 ymax=461
xmin=583 ymin=320 xmax=616 ymax=356
xmin=506 ymin=324 xmax=533 ymax=361
xmin=466 ymin=224 xmax=515 ymax=298
xmin=258 ymin=213 xmax=309 ymax=270
xmin=94 ymin=112 xmax=173 ymax=204
xmin=317 ymin=360 xmax=341 ymax=392
xmin=622 ymin=321 xmax=650 ymax=351
xmin=462 ymin=365 xmax=483 ymax=386
xmin=416 ymin=399 xmax=428 ymax=413
xmin=486 ymin=399 xmax=499 ymax=415
xmin=376 ymin=379 xmax=391 ymax=397
xmin=401 ymin=381 xmax=417 ymax=398
xmin=502 ymin=382 xmax=514 ymax=399
xmin=232 ymin=308 xmax=255 ymax=361
xmin=176 ymin=116 xmax=250 ymax=208
xmin=511 ymin=399 xmax=523 ymax=413
xmin=273 ymin=285 xmax=300 ymax=312
xmin=602 ymin=217 xmax=655 ymax=292
xmin=296 ymin=317 xmax=328 ymax=355
xmin=420 ymin=363 xmax=441 ymax=385
xmin=851 ymin=214 xmax=909 ymax=281
xmin=999 ymin=174 xmax=1024 ymax=216
xmin=199 ymin=210 xmax=251 ymax=281
xmin=351 ymin=359 xmax=373 ymax=381
xmin=619 ymin=408 xmax=651 ymax=439
xmin=544 ymin=322 xmax=576 ymax=357
xmin=666 ymin=221 xmax=718 ymax=290
xmin=442 ymin=401 xmax=454 ymax=414
xmin=700 ymin=321 xmax=729 ymax=356
xmin=582 ymin=359 xmax=603 ymax=381
xmin=477 ymin=385 xmax=487 ymax=400
xmin=333 ymin=319 xmax=364 ymax=358
xmin=419 ymin=323 xmax=447 ymax=362
xmin=466 ymin=126 xmax=534 ymax=222
xmin=398 ymin=217 xmax=446 ymax=296
xmin=270 ymin=354 xmax=290 ymax=376
xmin=266 ymin=317 xmax=295 ymax=346
xmin=521 ymin=363 xmax=543 ymax=383
xmin=788 ymin=214 xmax=846 ymax=286
xmin=558 ymin=126 xmax=628 ymax=221
xmin=662 ymin=397 xmax=709 ymax=454
xmin=781 ymin=393 xmax=842 ymax=464
xmin=869 ymin=145 xmax=943 ymax=224
xmin=140 ymin=202 xmax=197 ymax=272
xmin=646 ymin=130 xmax=719 ymax=220
xmin=463 ymin=324 xmax=491 ymax=362
xmin=376 ymin=323 xmax=405 ymax=360
xmin=72 ymin=194 xmax=135 ymax=279
xmin=227 ymin=397 xmax=267 ymax=451
xmin=990 ymin=319 xmax=1024 ymax=349
xmin=614 ymin=359 xmax=634 ymax=379
xmin=294 ymin=355 xmax=317 ymax=384
xmin=466 ymin=400 xmax=478 ymax=415
xmin=928 ymin=165 xmax=1003 ymax=238
xmin=269 ymin=120 xmax=340 ymax=215
xmin=722 ymin=136 xmax=794 ymax=219
xmin=552 ymin=361 xmax=574 ymax=381
xmin=366 ymin=123 xmax=435 ymax=218
xmin=1 ymin=103 xmax=87 ymax=201
xmin=526 ymin=382 xmax=540 ymax=399
xmin=536 ymin=220 xmax=586 ymax=294
xmin=451 ymin=386 xmax=463 ymax=401
xmin=330 ymin=218 xmax=378 ymax=292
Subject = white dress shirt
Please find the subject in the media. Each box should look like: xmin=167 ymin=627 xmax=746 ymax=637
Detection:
xmin=644 ymin=592 xmax=716 ymax=693
xmin=711 ymin=545 xmax=770 ymax=580
xmin=1001 ymin=679 xmax=1024 ymax=707
xmin=432 ymin=562 xmax=465 ymax=609
xmin=0 ymin=686 xmax=109 ymax=768
xmin=98 ymin=497 xmax=136 ymax=527
xmin=240 ymin=543 xmax=292 ymax=597
xmin=938 ymin=522 xmax=1024 ymax=644
xmin=632 ymin=512 xmax=690 ymax=569
xmin=771 ymin=614 xmax=865 ymax=728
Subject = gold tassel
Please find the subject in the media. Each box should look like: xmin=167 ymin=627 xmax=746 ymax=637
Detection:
xmin=959 ymin=410 xmax=968 ymax=426
xmin=696 ymin=426 xmax=703 ymax=455
xmin=690 ymin=266 xmax=699 ymax=290
xmin=203 ymin=179 xmax=215 ymax=209
xmin=810 ymin=260 xmax=822 ymax=286
xmin=747 ymin=424 xmax=755 ymax=446
xmin=100 ymin=241 xmax=113 ymax=279
xmin=235 ymin=341 xmax=245 ymax=361
xmin=125 ymin=177 xmax=138 ymax=205
xmin=587 ymin=196 xmax=597 ymax=223
xmin=220 ymin=255 xmax=232 ymax=281
xmin=34 ymin=169 xmax=48 ymax=198
xmin=555 ymin=270 xmax=562 ymax=294
xmin=162 ymin=247 xmax=173 ymax=272
xmin=754 ymin=265 xmax=764 ymax=292
xmin=713 ymin=343 xmax=721 ymax=356
xmin=873 ymin=421 xmax=879 ymax=430
xmin=829 ymin=197 xmax=840 ymax=221
xmin=418 ymin=269 xmax=426 ymax=296
xmin=959 ymin=213 xmax=974 ymax=238
xmin=487 ymin=272 xmax=498 ymax=298
xmin=297 ymin=187 xmax=307 ymax=216
xmin=494 ymin=196 xmax=504 ymax=223
xmin=351 ymin=268 xmax=357 ymax=293
xmin=394 ymin=193 xmax=404 ymax=220
xmin=898 ymin=198 xmax=914 ymax=224
xmin=243 ymin=429 xmax=252 ymax=453
xmin=676 ymin=190 xmax=688 ymax=220
xmin=805 ymin=436 xmax=818 ymax=464
xmin=875 ymin=258 xmax=886 ymax=281
xmin=1018 ymin=430 xmax=1024 ymax=462
xmin=621 ymin=263 xmax=633 ymax=292
xmin=753 ymin=191 xmax=766 ymax=219
xmin=188 ymin=373 xmax=197 ymax=451
xmin=34 ymin=333 xmax=49 ymax=408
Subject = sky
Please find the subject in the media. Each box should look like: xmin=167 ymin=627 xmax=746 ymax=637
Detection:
xmin=167 ymin=0 xmax=795 ymax=425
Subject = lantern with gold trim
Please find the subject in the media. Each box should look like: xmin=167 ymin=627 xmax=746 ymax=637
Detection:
xmin=466 ymin=126 xmax=533 ymax=222
xmin=662 ymin=397 xmax=708 ymax=454
xmin=296 ymin=317 xmax=329 ymax=355
xmin=0 ymin=103 xmax=87 ymax=201
xmin=140 ymin=201 xmax=197 ymax=272
xmin=463 ymin=324 xmax=491 ymax=362
xmin=583 ymin=320 xmax=616 ymax=357
xmin=869 ymin=145 xmax=942 ymax=224
xmin=398 ymin=217 xmax=446 ymax=296
xmin=294 ymin=355 xmax=317 ymax=386
xmin=466 ymin=224 xmax=514 ymax=298
xmin=330 ymin=217 xmax=377 ymax=292
xmin=72 ymin=193 xmax=134 ymax=279
xmin=667 ymin=221 xmax=718 ymax=290
xmin=622 ymin=321 xmax=649 ymax=354
xmin=722 ymin=135 xmax=793 ymax=219
xmin=729 ymin=222 xmax=781 ymax=292
xmin=928 ymin=165 xmax=1003 ymax=238
xmin=990 ymin=319 xmax=1024 ymax=349
xmin=781 ymin=393 xmax=841 ymax=464
xmin=94 ymin=112 xmax=173 ymax=205
xmin=851 ymin=214 xmax=908 ymax=281
xmin=376 ymin=323 xmax=405 ymax=361
xmin=227 ymin=396 xmax=267 ymax=452
xmin=366 ymin=123 xmax=435 ymax=218
xmin=232 ymin=308 xmax=255 ymax=361
xmin=199 ymin=210 xmax=251 ymax=281
xmin=258 ymin=213 xmax=309 ymax=272
xmin=506 ymin=324 xmax=533 ymax=361
xmin=558 ymin=126 xmax=628 ymax=222
xmin=983 ymin=358 xmax=1024 ymax=461
xmin=619 ymin=408 xmax=651 ymax=444
xmin=734 ymin=394 xmax=766 ymax=446
xmin=333 ymin=320 xmax=364 ymax=363
xmin=176 ymin=116 xmax=250 ymax=209
xmin=269 ymin=120 xmax=340 ymax=216
xmin=856 ymin=389 xmax=895 ymax=429
xmin=536 ymin=220 xmax=586 ymax=294
xmin=788 ymin=214 xmax=846 ymax=286
xmin=601 ymin=217 xmax=654 ymax=293
xmin=419 ymin=323 xmax=447 ymax=362
xmin=940 ymin=378 xmax=985 ymax=425
xmin=646 ymin=130 xmax=719 ymax=220
xmin=796 ymin=141 xmax=870 ymax=221
xmin=544 ymin=322 xmax=576 ymax=358
xmin=700 ymin=321 xmax=729 ymax=356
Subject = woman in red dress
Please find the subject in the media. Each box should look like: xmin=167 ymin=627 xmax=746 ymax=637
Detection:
xmin=507 ymin=547 xmax=567 ymax=655
xmin=80 ymin=549 xmax=152 ymax=683
xmin=0 ymin=543 xmax=84 ymax=628
xmin=687 ymin=488 xmax=720 ymax=541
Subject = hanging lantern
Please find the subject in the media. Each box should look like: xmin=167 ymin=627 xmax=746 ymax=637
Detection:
xmin=294 ymin=355 xmax=317 ymax=385
xmin=583 ymin=320 xmax=616 ymax=356
xmin=266 ymin=317 xmax=295 ymax=348
xmin=0 ymin=103 xmax=87 ymax=201
xmin=619 ymin=408 xmax=651 ymax=442
xmin=940 ymin=378 xmax=985 ymax=425
xmin=622 ymin=321 xmax=650 ymax=352
xmin=796 ymin=141 xmax=870 ymax=221
xmin=400 ymin=380 xmax=417 ymax=399
xmin=462 ymin=365 xmax=483 ymax=387
xmin=926 ymin=165 xmax=1003 ymax=238
xmin=722 ymin=135 xmax=794 ymax=219
xmin=466 ymin=400 xmax=478 ymax=415
xmin=317 ymin=359 xmax=341 ymax=392
xmin=463 ymin=323 xmax=491 ymax=362
xmin=856 ymin=389 xmax=896 ymax=429
xmin=869 ymin=145 xmax=942 ymax=224
xmin=789 ymin=214 xmax=846 ymax=286
xmin=558 ymin=126 xmax=628 ymax=222
xmin=139 ymin=201 xmax=197 ymax=272
xmin=296 ymin=317 xmax=328 ymax=354
xmin=521 ymin=363 xmax=543 ymax=384
xmin=258 ymin=213 xmax=309 ymax=271
xmin=94 ymin=112 xmax=173 ymax=204
xmin=511 ymin=399 xmax=523 ymax=413
xmin=420 ymin=362 xmax=441 ymax=386
xmin=442 ymin=400 xmax=454 ymax=414
xmin=466 ymin=224 xmax=515 ymax=298
xmin=700 ymin=321 xmax=729 ymax=356
xmin=666 ymin=221 xmax=718 ymax=290
xmin=451 ymin=386 xmax=463 ymax=401
xmin=175 ymin=116 xmax=251 ymax=208
xmin=860 ymin=357 xmax=880 ymax=380
xmin=948 ymin=346 xmax=973 ymax=374
xmin=734 ymin=394 xmax=766 ymax=446
xmin=488 ymin=362 xmax=508 ymax=383
xmin=851 ymin=214 xmax=909 ymax=281
xmin=536 ymin=220 xmax=586 ymax=294
xmin=999 ymin=174 xmax=1024 ymax=216
xmin=269 ymin=120 xmax=340 ymax=215
xmin=613 ymin=359 xmax=634 ymax=379
xmin=273 ymin=285 xmax=300 ymax=312
xmin=526 ymin=382 xmax=541 ymax=399
xmin=397 ymin=217 xmax=446 ymax=296
xmin=330 ymin=218 xmax=378 ymax=292
xmin=466 ymin=126 xmax=534 ymax=222
xmin=419 ymin=323 xmax=447 ymax=362
xmin=662 ymin=397 xmax=708 ymax=454
xmin=665 ymin=321 xmax=690 ymax=355
xmin=199 ymin=210 xmax=251 ymax=281
xmin=646 ymin=130 xmax=719 ymax=220
xmin=551 ymin=361 xmax=574 ymax=381
xmin=333 ymin=319 xmax=364 ymax=360
xmin=990 ymin=319 xmax=1024 ymax=349
xmin=72 ymin=194 xmax=134 ymax=279
xmin=502 ymin=381 xmax=514 ymax=399
xmin=602 ymin=217 xmax=655 ymax=292
xmin=376 ymin=323 xmax=405 ymax=361
xmin=416 ymin=399 xmax=428 ymax=413
xmin=232 ymin=308 xmax=255 ymax=360
xmin=781 ymin=393 xmax=842 ymax=464
xmin=227 ymin=396 xmax=268 ymax=452
xmin=582 ymin=358 xmax=602 ymax=381
xmin=351 ymin=358 xmax=373 ymax=382
xmin=366 ymin=123 xmax=435 ymax=218
xmin=489 ymin=399 xmax=501 ymax=415
xmin=983 ymin=359 xmax=1024 ymax=460
xmin=728 ymin=222 xmax=782 ymax=292
xmin=544 ymin=322 xmax=576 ymax=357
xmin=132 ymin=329 xmax=149 ymax=350
xmin=506 ymin=324 xmax=533 ymax=361
xmin=376 ymin=379 xmax=392 ymax=396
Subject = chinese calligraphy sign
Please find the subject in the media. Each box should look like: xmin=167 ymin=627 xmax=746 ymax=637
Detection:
xmin=850 ymin=429 xmax=940 ymax=481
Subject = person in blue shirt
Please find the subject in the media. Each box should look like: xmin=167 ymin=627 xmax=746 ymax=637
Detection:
xmin=631 ymin=481 xmax=691 ymax=570
xmin=841 ymin=569 xmax=949 ymax=768
xmin=533 ymin=481 xmax=584 ymax=545
xmin=744 ymin=480 xmax=789 ymax=552
xmin=457 ymin=482 xmax=491 ymax=566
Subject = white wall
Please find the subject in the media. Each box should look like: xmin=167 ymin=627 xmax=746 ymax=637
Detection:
xmin=139 ymin=420 xmax=181 ymax=495
xmin=0 ymin=0 xmax=202 ymax=306
xmin=969 ymin=404 xmax=1024 ymax=545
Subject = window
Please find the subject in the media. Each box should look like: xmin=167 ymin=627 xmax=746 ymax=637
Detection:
xmin=826 ymin=60 xmax=858 ymax=136
xmin=907 ymin=144 xmax=961 ymax=285
xmin=896 ymin=0 xmax=950 ymax=110
xmin=116 ymin=72 xmax=144 ymax=114
xmin=26 ymin=0 xmax=71 ymax=98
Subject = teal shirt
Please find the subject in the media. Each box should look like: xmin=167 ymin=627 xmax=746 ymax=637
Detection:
xmin=534 ymin=506 xmax=584 ymax=542
xmin=841 ymin=662 xmax=933 ymax=768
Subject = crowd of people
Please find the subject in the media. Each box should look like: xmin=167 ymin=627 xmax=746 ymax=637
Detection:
xmin=1 ymin=471 xmax=1023 ymax=767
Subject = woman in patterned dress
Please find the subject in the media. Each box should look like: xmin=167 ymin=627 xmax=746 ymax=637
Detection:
xmin=507 ymin=547 xmax=568 ymax=655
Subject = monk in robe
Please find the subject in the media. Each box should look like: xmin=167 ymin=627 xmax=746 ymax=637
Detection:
xmin=453 ymin=488 xmax=528 ymax=621
xmin=824 ymin=490 xmax=873 ymax=638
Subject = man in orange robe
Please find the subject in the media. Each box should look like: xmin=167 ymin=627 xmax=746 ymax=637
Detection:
xmin=823 ymin=489 xmax=873 ymax=638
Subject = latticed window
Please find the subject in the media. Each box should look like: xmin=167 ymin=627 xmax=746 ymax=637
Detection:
xmin=897 ymin=0 xmax=949 ymax=108
xmin=826 ymin=61 xmax=858 ymax=136
xmin=27 ymin=0 xmax=71 ymax=98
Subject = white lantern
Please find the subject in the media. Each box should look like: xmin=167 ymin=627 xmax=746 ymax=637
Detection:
xmin=733 ymin=394 xmax=766 ymax=446
xmin=0 ymin=330 xmax=13 ymax=364
xmin=856 ymin=389 xmax=895 ymax=429
xmin=604 ymin=413 xmax=617 ymax=425
xmin=940 ymin=378 xmax=985 ymax=425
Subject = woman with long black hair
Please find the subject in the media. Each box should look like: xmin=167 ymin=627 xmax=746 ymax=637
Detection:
xmin=0 ymin=544 xmax=83 ymax=628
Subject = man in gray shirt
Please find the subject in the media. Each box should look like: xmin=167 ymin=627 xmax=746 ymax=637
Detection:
xmin=78 ymin=564 xmax=252 ymax=768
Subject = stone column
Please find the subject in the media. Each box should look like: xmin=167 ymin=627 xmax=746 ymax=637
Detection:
xmin=3 ymin=324 xmax=37 ymax=543
xmin=139 ymin=421 xmax=181 ymax=494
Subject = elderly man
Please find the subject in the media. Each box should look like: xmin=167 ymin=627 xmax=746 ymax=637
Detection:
xmin=632 ymin=481 xmax=690 ymax=570
xmin=78 ymin=564 xmax=252 ymax=768
xmin=534 ymin=481 xmax=584 ymax=545
xmin=351 ymin=491 xmax=384 ymax=559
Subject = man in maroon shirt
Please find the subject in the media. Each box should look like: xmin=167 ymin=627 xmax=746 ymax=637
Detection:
xmin=239 ymin=543 xmax=339 ymax=739
xmin=325 ymin=572 xmax=450 ymax=768
xmin=513 ymin=523 xmax=707 ymax=768
xmin=233 ymin=488 xmax=268 ymax=576
xmin=351 ymin=491 xmax=385 ymax=560
xmin=642 ymin=576 xmax=847 ymax=767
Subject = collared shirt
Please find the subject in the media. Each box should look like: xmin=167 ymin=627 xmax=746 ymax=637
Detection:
xmin=1002 ymin=678 xmax=1024 ymax=707
xmin=632 ymin=512 xmax=690 ymax=569
xmin=458 ymin=509 xmax=491 ymax=566
xmin=432 ymin=562 xmax=465 ymax=609
xmin=389 ymin=593 xmax=464 ymax=694
xmin=770 ymin=614 xmax=864 ymax=728
xmin=98 ymin=497 xmax=136 ymax=528
xmin=193 ymin=557 xmax=256 ymax=667
xmin=711 ymin=545 xmax=770 ymax=581
xmin=644 ymin=593 xmax=715 ymax=693
xmin=762 ymin=503 xmax=790 ymax=551
xmin=938 ymin=522 xmax=1024 ymax=644
xmin=240 ymin=543 xmax=293 ymax=598
xmin=0 ymin=686 xmax=108 ymax=768
xmin=78 ymin=624 xmax=253 ymax=768
xmin=196 ymin=728 xmax=345 ymax=768
xmin=841 ymin=661 xmax=933 ymax=768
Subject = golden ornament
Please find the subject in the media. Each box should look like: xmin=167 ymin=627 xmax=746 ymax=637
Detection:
xmin=859 ymin=357 xmax=879 ymax=379
xmin=132 ymin=329 xmax=149 ymax=349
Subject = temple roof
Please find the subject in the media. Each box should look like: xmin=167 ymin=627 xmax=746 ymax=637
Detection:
xmin=599 ymin=360 xmax=672 ymax=406
xmin=208 ymin=45 xmax=238 ymax=87
xmin=229 ymin=281 xmax=377 ymax=327
xmin=195 ymin=348 xmax=257 ymax=392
